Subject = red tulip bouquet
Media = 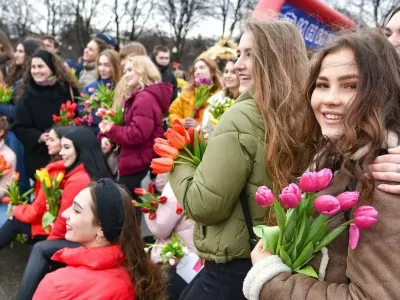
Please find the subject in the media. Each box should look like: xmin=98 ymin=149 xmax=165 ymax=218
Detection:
xmin=150 ymin=120 xmax=208 ymax=174
xmin=254 ymin=169 xmax=378 ymax=278
xmin=52 ymin=100 xmax=83 ymax=126
xmin=190 ymin=77 xmax=213 ymax=119
xmin=96 ymin=106 xmax=124 ymax=126
xmin=132 ymin=184 xmax=168 ymax=220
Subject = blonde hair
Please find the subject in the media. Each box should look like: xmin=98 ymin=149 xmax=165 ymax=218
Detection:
xmin=119 ymin=42 xmax=147 ymax=60
xmin=248 ymin=19 xmax=313 ymax=193
xmin=97 ymin=49 xmax=122 ymax=85
xmin=113 ymin=55 xmax=161 ymax=109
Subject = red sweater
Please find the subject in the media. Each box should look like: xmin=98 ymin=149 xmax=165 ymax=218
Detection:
xmin=13 ymin=160 xmax=65 ymax=238
xmin=33 ymin=245 xmax=135 ymax=300
xmin=46 ymin=163 xmax=91 ymax=240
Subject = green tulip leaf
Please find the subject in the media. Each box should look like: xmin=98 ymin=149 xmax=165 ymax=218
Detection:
xmin=295 ymin=266 xmax=318 ymax=279
xmin=312 ymin=222 xmax=328 ymax=246
xmin=314 ymin=226 xmax=347 ymax=253
xmin=284 ymin=209 xmax=297 ymax=244
xmin=280 ymin=245 xmax=292 ymax=267
xmin=253 ymin=225 xmax=267 ymax=238
xmin=292 ymin=241 xmax=314 ymax=270
xmin=42 ymin=211 xmax=56 ymax=233
xmin=300 ymin=215 xmax=329 ymax=252
xmin=273 ymin=201 xmax=286 ymax=232
xmin=193 ymin=130 xmax=200 ymax=159
xmin=261 ymin=226 xmax=280 ymax=255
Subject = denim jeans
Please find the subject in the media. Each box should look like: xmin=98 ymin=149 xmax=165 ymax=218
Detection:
xmin=6 ymin=132 xmax=30 ymax=194
xmin=179 ymin=259 xmax=252 ymax=300
xmin=16 ymin=239 xmax=80 ymax=300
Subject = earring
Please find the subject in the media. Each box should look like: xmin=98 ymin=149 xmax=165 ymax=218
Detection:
xmin=96 ymin=235 xmax=102 ymax=244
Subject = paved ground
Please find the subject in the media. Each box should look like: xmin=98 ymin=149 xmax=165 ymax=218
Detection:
xmin=0 ymin=175 xmax=153 ymax=299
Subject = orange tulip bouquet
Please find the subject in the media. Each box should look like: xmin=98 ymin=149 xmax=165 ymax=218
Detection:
xmin=0 ymin=155 xmax=12 ymax=180
xmin=150 ymin=120 xmax=208 ymax=174
xmin=132 ymin=184 xmax=167 ymax=220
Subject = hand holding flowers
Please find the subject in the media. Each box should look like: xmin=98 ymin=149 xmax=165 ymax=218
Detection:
xmin=253 ymin=169 xmax=378 ymax=278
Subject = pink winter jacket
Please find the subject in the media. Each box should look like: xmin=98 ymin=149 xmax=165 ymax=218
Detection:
xmin=145 ymin=182 xmax=196 ymax=263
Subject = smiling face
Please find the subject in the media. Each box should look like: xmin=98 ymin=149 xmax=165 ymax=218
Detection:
xmin=31 ymin=57 xmax=53 ymax=82
xmin=234 ymin=30 xmax=253 ymax=94
xmin=193 ymin=60 xmax=212 ymax=81
xmin=124 ymin=60 xmax=140 ymax=88
xmin=62 ymin=188 xmax=104 ymax=247
xmin=311 ymin=49 xmax=359 ymax=139
xmin=223 ymin=61 xmax=239 ymax=90
xmin=83 ymin=40 xmax=100 ymax=63
xmin=59 ymin=137 xmax=77 ymax=168
xmin=46 ymin=129 xmax=62 ymax=156
xmin=384 ymin=11 xmax=400 ymax=56
xmin=98 ymin=54 xmax=112 ymax=80
xmin=14 ymin=44 xmax=25 ymax=65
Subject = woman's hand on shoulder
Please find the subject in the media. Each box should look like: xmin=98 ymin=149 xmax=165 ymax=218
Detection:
xmin=369 ymin=145 xmax=400 ymax=194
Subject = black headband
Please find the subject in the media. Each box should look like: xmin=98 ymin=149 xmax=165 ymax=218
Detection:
xmin=33 ymin=50 xmax=55 ymax=73
xmin=95 ymin=178 xmax=124 ymax=243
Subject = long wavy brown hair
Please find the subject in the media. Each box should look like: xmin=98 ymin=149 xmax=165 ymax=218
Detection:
xmin=307 ymin=28 xmax=400 ymax=197
xmin=96 ymin=49 xmax=122 ymax=84
xmin=89 ymin=183 xmax=165 ymax=300
xmin=184 ymin=57 xmax=223 ymax=93
xmin=6 ymin=38 xmax=44 ymax=88
xmin=19 ymin=51 xmax=79 ymax=97
xmin=247 ymin=19 xmax=315 ymax=194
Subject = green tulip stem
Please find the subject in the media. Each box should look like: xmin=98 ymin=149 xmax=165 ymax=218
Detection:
xmin=178 ymin=154 xmax=196 ymax=164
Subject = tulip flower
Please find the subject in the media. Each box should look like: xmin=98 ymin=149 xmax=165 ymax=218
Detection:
xmin=52 ymin=115 xmax=62 ymax=123
xmin=148 ymin=184 xmax=155 ymax=195
xmin=176 ymin=203 xmax=183 ymax=215
xmin=66 ymin=112 xmax=73 ymax=119
xmin=11 ymin=172 xmax=20 ymax=182
xmin=144 ymin=247 xmax=149 ymax=253
xmin=2 ymin=196 xmax=10 ymax=204
xmin=255 ymin=186 xmax=275 ymax=207
xmin=56 ymin=172 xmax=64 ymax=183
xmin=131 ymin=200 xmax=137 ymax=206
xmin=150 ymin=201 xmax=158 ymax=207
xmin=354 ymin=206 xmax=378 ymax=229
xmin=171 ymin=120 xmax=187 ymax=137
xmin=279 ymin=184 xmax=302 ymax=208
xmin=2 ymin=169 xmax=11 ymax=176
xmin=337 ymin=191 xmax=359 ymax=211
xmin=164 ymin=129 xmax=186 ymax=149
xmin=166 ymin=252 xmax=172 ymax=258
xmin=349 ymin=224 xmax=360 ymax=250
xmin=44 ymin=176 xmax=52 ymax=189
xmin=61 ymin=104 xmax=66 ymax=111
xmin=316 ymin=169 xmax=333 ymax=190
xmin=141 ymin=207 xmax=150 ymax=213
xmin=149 ymin=212 xmax=157 ymax=220
xmin=169 ymin=258 xmax=176 ymax=266
xmin=158 ymin=196 xmax=167 ymax=204
xmin=314 ymin=195 xmax=341 ymax=215
xmin=154 ymin=142 xmax=179 ymax=159
xmin=154 ymin=138 xmax=170 ymax=146
xmin=299 ymin=171 xmax=319 ymax=192
xmin=150 ymin=157 xmax=174 ymax=174
xmin=134 ymin=188 xmax=147 ymax=196
xmin=182 ymin=246 xmax=189 ymax=255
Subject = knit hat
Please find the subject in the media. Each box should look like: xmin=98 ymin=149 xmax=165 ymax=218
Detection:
xmin=33 ymin=50 xmax=55 ymax=73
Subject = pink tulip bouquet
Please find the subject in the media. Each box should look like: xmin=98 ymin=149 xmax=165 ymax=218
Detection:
xmin=254 ymin=169 xmax=378 ymax=278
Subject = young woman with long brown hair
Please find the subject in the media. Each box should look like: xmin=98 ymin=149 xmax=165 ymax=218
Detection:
xmin=0 ymin=30 xmax=14 ymax=80
xmin=33 ymin=178 xmax=165 ymax=300
xmin=245 ymin=29 xmax=400 ymax=300
xmin=168 ymin=57 xmax=223 ymax=128
xmin=168 ymin=19 xmax=312 ymax=300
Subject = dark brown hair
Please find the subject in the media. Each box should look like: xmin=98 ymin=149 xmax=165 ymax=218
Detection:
xmin=184 ymin=57 xmax=223 ymax=93
xmin=19 ymin=51 xmax=79 ymax=96
xmin=89 ymin=183 xmax=166 ymax=300
xmin=153 ymin=45 xmax=170 ymax=56
xmin=306 ymin=28 xmax=400 ymax=196
xmin=6 ymin=38 xmax=44 ymax=88
xmin=222 ymin=59 xmax=239 ymax=99
xmin=42 ymin=35 xmax=58 ymax=48
xmin=0 ymin=31 xmax=14 ymax=61
xmin=91 ymin=38 xmax=108 ymax=56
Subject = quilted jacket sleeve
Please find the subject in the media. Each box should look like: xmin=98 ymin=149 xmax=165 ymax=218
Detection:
xmin=106 ymin=92 xmax=155 ymax=147
xmin=168 ymin=95 xmax=185 ymax=125
xmin=169 ymin=102 xmax=256 ymax=226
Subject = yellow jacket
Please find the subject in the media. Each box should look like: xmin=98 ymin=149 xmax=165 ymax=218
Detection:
xmin=169 ymin=88 xmax=220 ymax=126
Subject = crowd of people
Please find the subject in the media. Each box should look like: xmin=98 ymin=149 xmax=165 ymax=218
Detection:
xmin=0 ymin=6 xmax=399 ymax=300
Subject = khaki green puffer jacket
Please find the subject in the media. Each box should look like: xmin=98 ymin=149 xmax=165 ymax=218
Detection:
xmin=169 ymin=91 xmax=270 ymax=263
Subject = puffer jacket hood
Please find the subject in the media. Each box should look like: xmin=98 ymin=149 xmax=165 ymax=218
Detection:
xmin=136 ymin=82 xmax=172 ymax=113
